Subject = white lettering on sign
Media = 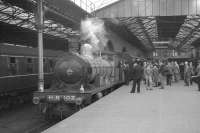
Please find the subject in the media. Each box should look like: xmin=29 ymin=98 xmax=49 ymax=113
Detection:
xmin=47 ymin=95 xmax=76 ymax=102
xmin=63 ymin=95 xmax=76 ymax=101
xmin=47 ymin=95 xmax=61 ymax=101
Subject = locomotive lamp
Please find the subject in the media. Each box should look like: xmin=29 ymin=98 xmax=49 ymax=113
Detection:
xmin=80 ymin=84 xmax=85 ymax=93
xmin=97 ymin=92 xmax=103 ymax=99
xmin=75 ymin=97 xmax=83 ymax=105
xmin=33 ymin=97 xmax=40 ymax=104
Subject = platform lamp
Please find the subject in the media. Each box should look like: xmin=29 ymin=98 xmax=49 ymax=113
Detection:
xmin=36 ymin=0 xmax=44 ymax=92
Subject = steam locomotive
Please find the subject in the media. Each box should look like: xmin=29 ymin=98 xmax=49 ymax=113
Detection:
xmin=33 ymin=50 xmax=135 ymax=119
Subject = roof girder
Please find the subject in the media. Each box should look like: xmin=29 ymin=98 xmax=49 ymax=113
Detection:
xmin=136 ymin=18 xmax=154 ymax=48
xmin=0 ymin=0 xmax=80 ymax=39
xmin=176 ymin=15 xmax=200 ymax=49
xmin=118 ymin=17 xmax=157 ymax=50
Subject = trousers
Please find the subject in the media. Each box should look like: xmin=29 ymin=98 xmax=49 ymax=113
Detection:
xmin=131 ymin=79 xmax=141 ymax=93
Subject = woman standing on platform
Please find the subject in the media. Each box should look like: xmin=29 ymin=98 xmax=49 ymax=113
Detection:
xmin=144 ymin=62 xmax=153 ymax=90
xmin=171 ymin=61 xmax=175 ymax=82
xmin=184 ymin=62 xmax=190 ymax=86
xmin=189 ymin=62 xmax=194 ymax=85
xmin=142 ymin=61 xmax=147 ymax=84
xmin=179 ymin=62 xmax=184 ymax=80
xmin=158 ymin=61 xmax=167 ymax=89
xmin=152 ymin=65 xmax=159 ymax=87
xmin=166 ymin=62 xmax=173 ymax=86
xmin=174 ymin=61 xmax=180 ymax=82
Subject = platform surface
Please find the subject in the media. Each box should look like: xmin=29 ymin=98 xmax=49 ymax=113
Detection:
xmin=43 ymin=81 xmax=200 ymax=133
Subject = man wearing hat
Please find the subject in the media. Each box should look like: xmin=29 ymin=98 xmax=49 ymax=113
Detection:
xmin=130 ymin=61 xmax=143 ymax=93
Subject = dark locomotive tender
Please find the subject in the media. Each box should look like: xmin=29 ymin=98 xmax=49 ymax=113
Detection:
xmin=33 ymin=50 xmax=135 ymax=119
xmin=0 ymin=43 xmax=64 ymax=109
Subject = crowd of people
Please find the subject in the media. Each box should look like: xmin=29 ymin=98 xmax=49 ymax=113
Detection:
xmin=129 ymin=59 xmax=200 ymax=93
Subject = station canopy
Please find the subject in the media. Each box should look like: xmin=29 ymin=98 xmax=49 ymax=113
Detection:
xmin=118 ymin=15 xmax=200 ymax=52
xmin=92 ymin=0 xmax=119 ymax=10
xmin=0 ymin=0 xmax=83 ymax=39
xmin=0 ymin=0 xmax=95 ymax=50
xmin=1 ymin=0 xmax=200 ymax=52
xmin=94 ymin=0 xmax=200 ymax=52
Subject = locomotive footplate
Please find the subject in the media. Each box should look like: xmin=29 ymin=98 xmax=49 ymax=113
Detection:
xmin=33 ymin=91 xmax=91 ymax=105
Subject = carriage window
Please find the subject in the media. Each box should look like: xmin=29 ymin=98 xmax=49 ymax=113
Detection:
xmin=43 ymin=58 xmax=47 ymax=73
xmin=27 ymin=58 xmax=32 ymax=63
xmin=49 ymin=59 xmax=54 ymax=72
xmin=27 ymin=58 xmax=33 ymax=73
xmin=10 ymin=57 xmax=16 ymax=63
xmin=9 ymin=57 xmax=18 ymax=75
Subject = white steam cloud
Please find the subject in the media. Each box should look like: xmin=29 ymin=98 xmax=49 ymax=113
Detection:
xmin=81 ymin=18 xmax=107 ymax=52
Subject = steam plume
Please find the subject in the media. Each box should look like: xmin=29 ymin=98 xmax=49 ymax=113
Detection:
xmin=81 ymin=18 xmax=107 ymax=52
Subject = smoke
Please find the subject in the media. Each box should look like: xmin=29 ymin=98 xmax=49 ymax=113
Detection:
xmin=81 ymin=43 xmax=93 ymax=59
xmin=80 ymin=18 xmax=107 ymax=52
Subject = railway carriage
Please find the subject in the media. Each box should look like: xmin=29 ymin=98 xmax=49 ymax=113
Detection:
xmin=0 ymin=43 xmax=63 ymax=109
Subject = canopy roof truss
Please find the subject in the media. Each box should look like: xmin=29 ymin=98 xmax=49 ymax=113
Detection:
xmin=69 ymin=0 xmax=95 ymax=13
xmin=118 ymin=16 xmax=157 ymax=50
xmin=175 ymin=15 xmax=200 ymax=49
xmin=0 ymin=0 xmax=80 ymax=39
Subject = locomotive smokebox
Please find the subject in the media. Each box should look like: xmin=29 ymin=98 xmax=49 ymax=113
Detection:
xmin=54 ymin=53 xmax=90 ymax=85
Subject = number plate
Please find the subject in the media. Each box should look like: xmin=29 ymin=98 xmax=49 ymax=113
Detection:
xmin=47 ymin=95 xmax=76 ymax=102
xmin=63 ymin=95 xmax=76 ymax=101
xmin=47 ymin=95 xmax=61 ymax=101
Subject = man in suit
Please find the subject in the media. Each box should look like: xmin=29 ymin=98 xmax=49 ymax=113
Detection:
xmin=130 ymin=61 xmax=143 ymax=93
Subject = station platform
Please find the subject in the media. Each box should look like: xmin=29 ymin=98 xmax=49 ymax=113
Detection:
xmin=43 ymin=81 xmax=200 ymax=133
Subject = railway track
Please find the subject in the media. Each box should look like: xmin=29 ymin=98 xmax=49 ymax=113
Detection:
xmin=24 ymin=121 xmax=56 ymax=133
xmin=0 ymin=104 xmax=58 ymax=133
xmin=0 ymin=84 xmax=123 ymax=133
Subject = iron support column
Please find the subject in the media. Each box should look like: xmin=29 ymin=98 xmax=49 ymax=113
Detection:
xmin=37 ymin=0 xmax=44 ymax=92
